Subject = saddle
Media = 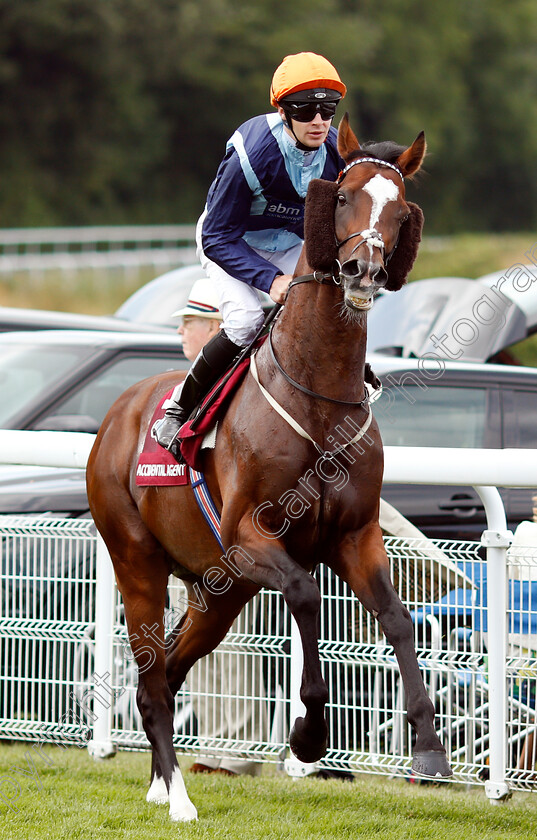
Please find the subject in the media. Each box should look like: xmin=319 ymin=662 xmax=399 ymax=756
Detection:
xmin=178 ymin=354 xmax=253 ymax=469
xmin=136 ymin=355 xmax=251 ymax=485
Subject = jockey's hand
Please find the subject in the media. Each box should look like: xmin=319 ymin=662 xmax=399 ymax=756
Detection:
xmin=269 ymin=273 xmax=293 ymax=304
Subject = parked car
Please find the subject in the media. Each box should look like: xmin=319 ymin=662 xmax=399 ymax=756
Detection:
xmin=0 ymin=329 xmax=189 ymax=517
xmin=114 ymin=264 xmax=206 ymax=329
xmin=1 ymin=350 xmax=536 ymax=541
xmin=371 ymin=352 xmax=537 ymax=540
xmin=0 ymin=328 xmax=188 ymax=433
xmin=115 ymin=264 xmax=273 ymax=329
xmin=0 ymin=304 xmax=176 ymax=335
xmin=0 ymin=464 xmax=89 ymax=516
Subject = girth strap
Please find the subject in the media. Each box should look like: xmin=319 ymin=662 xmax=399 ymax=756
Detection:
xmin=190 ymin=467 xmax=224 ymax=550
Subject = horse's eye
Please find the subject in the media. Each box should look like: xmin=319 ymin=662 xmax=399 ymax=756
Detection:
xmin=400 ymin=214 xmax=409 ymax=225
xmin=337 ymin=193 xmax=347 ymax=206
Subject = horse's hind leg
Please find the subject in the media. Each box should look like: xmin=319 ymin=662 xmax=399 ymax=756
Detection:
xmin=234 ymin=526 xmax=329 ymax=764
xmin=331 ymin=523 xmax=452 ymax=778
xmin=110 ymin=535 xmax=198 ymax=822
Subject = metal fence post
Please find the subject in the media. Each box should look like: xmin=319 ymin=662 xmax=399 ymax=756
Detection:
xmin=87 ymin=534 xmax=117 ymax=760
xmin=474 ymin=485 xmax=513 ymax=803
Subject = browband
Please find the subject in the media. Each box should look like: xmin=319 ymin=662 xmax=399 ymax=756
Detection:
xmin=338 ymin=157 xmax=403 ymax=183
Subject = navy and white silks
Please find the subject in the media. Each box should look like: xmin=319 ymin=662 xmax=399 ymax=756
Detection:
xmin=196 ymin=112 xmax=343 ymax=346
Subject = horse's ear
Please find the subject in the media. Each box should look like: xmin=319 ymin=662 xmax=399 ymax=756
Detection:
xmin=304 ymin=179 xmax=339 ymax=271
xmin=337 ymin=112 xmax=361 ymax=161
xmin=395 ymin=131 xmax=426 ymax=177
xmin=385 ymin=202 xmax=424 ymax=291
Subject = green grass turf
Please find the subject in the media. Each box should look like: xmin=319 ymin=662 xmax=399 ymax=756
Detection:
xmin=0 ymin=745 xmax=536 ymax=840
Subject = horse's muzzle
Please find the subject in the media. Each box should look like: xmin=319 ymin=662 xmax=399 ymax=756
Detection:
xmin=340 ymin=259 xmax=388 ymax=311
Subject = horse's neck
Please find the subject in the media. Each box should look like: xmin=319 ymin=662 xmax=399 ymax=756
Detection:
xmin=270 ymin=282 xmax=367 ymax=407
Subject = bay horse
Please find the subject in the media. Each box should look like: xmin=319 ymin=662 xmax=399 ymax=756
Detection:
xmin=87 ymin=115 xmax=452 ymax=823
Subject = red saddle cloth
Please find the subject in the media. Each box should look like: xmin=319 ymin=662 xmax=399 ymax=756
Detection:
xmin=179 ymin=355 xmax=252 ymax=469
xmin=136 ymin=339 xmax=263 ymax=483
xmin=136 ymin=389 xmax=189 ymax=486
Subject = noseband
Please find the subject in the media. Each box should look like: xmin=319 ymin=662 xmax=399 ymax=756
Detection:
xmin=337 ymin=227 xmax=387 ymax=259
xmin=335 ymin=156 xmax=404 ymax=263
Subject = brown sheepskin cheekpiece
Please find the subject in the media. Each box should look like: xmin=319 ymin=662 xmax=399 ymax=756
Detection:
xmin=385 ymin=202 xmax=424 ymax=291
xmin=304 ymin=179 xmax=424 ymax=289
xmin=304 ymin=179 xmax=339 ymax=271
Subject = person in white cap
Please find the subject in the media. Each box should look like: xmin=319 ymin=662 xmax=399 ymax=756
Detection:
xmin=172 ymin=276 xmax=223 ymax=363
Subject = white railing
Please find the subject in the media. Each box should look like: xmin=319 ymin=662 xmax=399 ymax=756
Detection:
xmin=0 ymin=225 xmax=197 ymax=288
xmin=0 ymin=225 xmax=196 ymax=252
xmin=1 ymin=431 xmax=537 ymax=802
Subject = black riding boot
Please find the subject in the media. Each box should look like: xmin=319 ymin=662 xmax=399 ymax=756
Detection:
xmin=155 ymin=330 xmax=240 ymax=456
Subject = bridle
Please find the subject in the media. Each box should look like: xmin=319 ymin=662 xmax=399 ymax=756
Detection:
xmin=335 ymin=156 xmax=405 ymax=264
xmin=285 ymin=157 xmax=405 ymax=293
xmin=268 ymin=322 xmax=369 ymax=408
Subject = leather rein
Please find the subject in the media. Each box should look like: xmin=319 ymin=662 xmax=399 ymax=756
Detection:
xmin=269 ymin=271 xmax=369 ymax=408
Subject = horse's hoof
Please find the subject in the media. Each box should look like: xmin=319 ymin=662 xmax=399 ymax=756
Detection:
xmin=169 ymin=803 xmax=198 ymax=822
xmin=289 ymin=717 xmax=327 ymax=763
xmin=146 ymin=775 xmax=169 ymax=805
xmin=412 ymin=751 xmax=453 ymax=778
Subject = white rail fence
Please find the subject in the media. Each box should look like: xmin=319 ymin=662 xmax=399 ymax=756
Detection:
xmin=0 ymin=227 xmax=447 ymax=291
xmin=1 ymin=431 xmax=537 ymax=804
xmin=0 ymin=225 xmax=197 ymax=289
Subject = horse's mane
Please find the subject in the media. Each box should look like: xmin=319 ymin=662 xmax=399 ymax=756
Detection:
xmin=347 ymin=141 xmax=407 ymax=167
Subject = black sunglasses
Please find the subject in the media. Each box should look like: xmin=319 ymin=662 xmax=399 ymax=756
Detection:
xmin=284 ymin=100 xmax=338 ymax=123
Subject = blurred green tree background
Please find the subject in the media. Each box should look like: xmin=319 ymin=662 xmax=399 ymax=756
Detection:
xmin=1 ymin=0 xmax=536 ymax=231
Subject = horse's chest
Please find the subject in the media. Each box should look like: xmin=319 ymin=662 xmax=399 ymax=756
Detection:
xmin=276 ymin=473 xmax=376 ymax=546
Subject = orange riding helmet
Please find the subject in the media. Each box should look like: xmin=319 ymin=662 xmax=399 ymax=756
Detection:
xmin=270 ymin=52 xmax=347 ymax=106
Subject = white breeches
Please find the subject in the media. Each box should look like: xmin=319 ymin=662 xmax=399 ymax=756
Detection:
xmin=196 ymin=213 xmax=303 ymax=346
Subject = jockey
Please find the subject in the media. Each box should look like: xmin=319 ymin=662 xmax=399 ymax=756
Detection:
xmin=155 ymin=52 xmax=347 ymax=456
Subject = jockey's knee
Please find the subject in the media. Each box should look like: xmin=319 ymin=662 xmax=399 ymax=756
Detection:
xmin=222 ymin=311 xmax=265 ymax=347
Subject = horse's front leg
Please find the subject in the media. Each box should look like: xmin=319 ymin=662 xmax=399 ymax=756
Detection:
xmin=330 ymin=522 xmax=452 ymax=778
xmin=235 ymin=522 xmax=329 ymax=763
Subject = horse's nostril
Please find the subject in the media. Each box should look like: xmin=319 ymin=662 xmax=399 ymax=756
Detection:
xmin=341 ymin=259 xmax=387 ymax=284
xmin=340 ymin=259 xmax=361 ymax=277
xmin=375 ymin=265 xmax=388 ymax=285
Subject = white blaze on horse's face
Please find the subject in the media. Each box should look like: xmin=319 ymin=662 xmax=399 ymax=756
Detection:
xmin=362 ymin=174 xmax=399 ymax=243
xmin=340 ymin=172 xmax=400 ymax=312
